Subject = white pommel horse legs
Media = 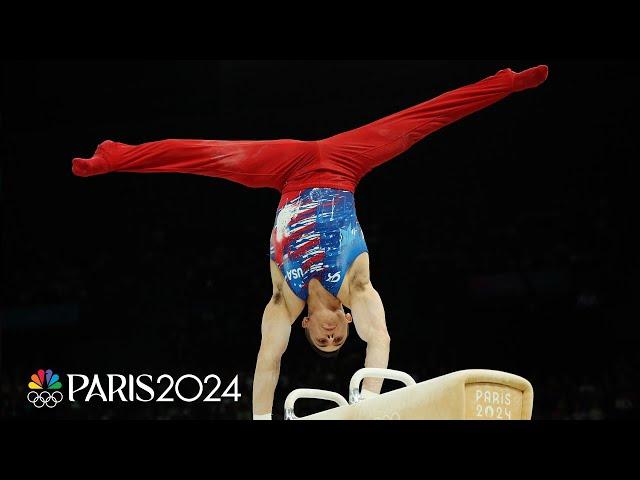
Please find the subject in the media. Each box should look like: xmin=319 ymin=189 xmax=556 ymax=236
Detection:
xmin=285 ymin=368 xmax=534 ymax=420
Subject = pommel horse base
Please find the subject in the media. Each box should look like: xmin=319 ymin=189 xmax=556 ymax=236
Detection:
xmin=285 ymin=369 xmax=533 ymax=420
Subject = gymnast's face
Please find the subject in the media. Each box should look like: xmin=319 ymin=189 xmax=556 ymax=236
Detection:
xmin=302 ymin=309 xmax=353 ymax=353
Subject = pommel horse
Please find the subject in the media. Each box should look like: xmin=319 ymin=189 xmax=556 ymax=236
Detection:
xmin=285 ymin=369 xmax=533 ymax=420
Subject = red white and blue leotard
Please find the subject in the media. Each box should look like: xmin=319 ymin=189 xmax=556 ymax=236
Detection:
xmin=270 ymin=188 xmax=367 ymax=300
xmin=72 ymin=66 xmax=548 ymax=300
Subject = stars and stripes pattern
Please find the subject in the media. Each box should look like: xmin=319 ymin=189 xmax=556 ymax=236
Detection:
xmin=270 ymin=188 xmax=368 ymax=300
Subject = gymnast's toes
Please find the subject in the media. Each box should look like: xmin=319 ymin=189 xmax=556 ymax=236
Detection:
xmin=72 ymin=157 xmax=91 ymax=177
xmin=72 ymin=155 xmax=108 ymax=177
xmin=513 ymin=65 xmax=549 ymax=92
xmin=72 ymin=141 xmax=115 ymax=177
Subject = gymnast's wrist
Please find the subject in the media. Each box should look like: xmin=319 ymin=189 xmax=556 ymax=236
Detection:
xmin=253 ymin=413 xmax=272 ymax=420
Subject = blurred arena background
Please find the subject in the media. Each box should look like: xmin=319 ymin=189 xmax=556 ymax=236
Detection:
xmin=1 ymin=60 xmax=637 ymax=419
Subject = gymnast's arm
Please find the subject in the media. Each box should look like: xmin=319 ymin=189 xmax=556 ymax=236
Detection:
xmin=349 ymin=283 xmax=391 ymax=396
xmin=252 ymin=301 xmax=293 ymax=419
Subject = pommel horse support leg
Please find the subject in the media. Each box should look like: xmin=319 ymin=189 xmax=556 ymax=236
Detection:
xmin=285 ymin=369 xmax=534 ymax=420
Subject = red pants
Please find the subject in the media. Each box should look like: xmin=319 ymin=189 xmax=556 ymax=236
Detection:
xmin=72 ymin=66 xmax=547 ymax=195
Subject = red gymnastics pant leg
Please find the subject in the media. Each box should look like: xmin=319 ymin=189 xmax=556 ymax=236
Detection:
xmin=72 ymin=138 xmax=317 ymax=191
xmin=316 ymin=66 xmax=549 ymax=188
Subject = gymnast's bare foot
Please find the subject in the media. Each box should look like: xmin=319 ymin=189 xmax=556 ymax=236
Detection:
xmin=72 ymin=141 xmax=114 ymax=177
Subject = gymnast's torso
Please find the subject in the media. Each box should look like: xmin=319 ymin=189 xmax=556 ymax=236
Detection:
xmin=269 ymin=187 xmax=368 ymax=301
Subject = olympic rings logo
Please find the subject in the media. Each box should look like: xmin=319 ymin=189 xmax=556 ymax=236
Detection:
xmin=27 ymin=390 xmax=64 ymax=409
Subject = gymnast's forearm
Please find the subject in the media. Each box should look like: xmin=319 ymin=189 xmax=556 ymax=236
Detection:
xmin=350 ymin=283 xmax=391 ymax=394
xmin=252 ymin=349 xmax=282 ymax=418
xmin=252 ymin=301 xmax=293 ymax=419
xmin=363 ymin=334 xmax=391 ymax=394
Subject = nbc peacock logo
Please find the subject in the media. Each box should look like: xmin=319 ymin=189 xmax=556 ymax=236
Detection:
xmin=27 ymin=369 xmax=64 ymax=408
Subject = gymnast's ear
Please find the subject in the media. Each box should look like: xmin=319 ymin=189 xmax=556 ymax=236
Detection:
xmin=345 ymin=313 xmax=353 ymax=324
xmin=301 ymin=317 xmax=310 ymax=328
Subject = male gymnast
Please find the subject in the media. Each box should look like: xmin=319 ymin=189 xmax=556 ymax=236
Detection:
xmin=72 ymin=64 xmax=549 ymax=419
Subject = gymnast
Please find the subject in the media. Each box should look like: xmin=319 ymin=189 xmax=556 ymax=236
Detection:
xmin=72 ymin=64 xmax=548 ymax=420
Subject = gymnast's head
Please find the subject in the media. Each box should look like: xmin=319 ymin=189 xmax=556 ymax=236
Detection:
xmin=302 ymin=303 xmax=352 ymax=358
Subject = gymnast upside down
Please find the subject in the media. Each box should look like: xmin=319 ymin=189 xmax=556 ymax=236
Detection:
xmin=72 ymin=65 xmax=549 ymax=419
